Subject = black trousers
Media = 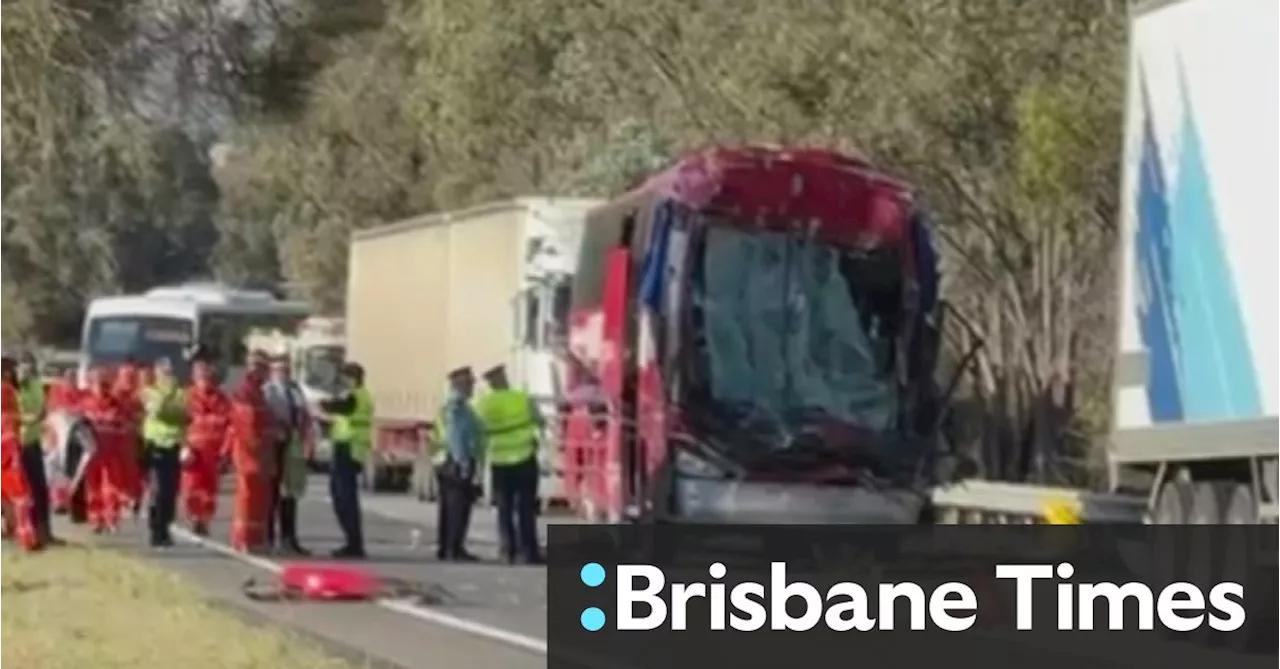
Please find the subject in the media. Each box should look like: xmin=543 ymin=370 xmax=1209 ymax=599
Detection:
xmin=264 ymin=438 xmax=294 ymax=546
xmin=329 ymin=443 xmax=364 ymax=551
xmin=19 ymin=442 xmax=51 ymax=539
xmin=147 ymin=445 xmax=181 ymax=542
xmin=491 ymin=456 xmax=540 ymax=560
xmin=435 ymin=466 xmax=475 ymax=558
xmin=138 ymin=442 xmax=152 ymax=481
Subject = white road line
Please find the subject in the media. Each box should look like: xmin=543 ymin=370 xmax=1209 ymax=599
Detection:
xmin=168 ymin=525 xmax=549 ymax=656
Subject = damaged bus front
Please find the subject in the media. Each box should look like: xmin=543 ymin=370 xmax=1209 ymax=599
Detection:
xmin=563 ymin=146 xmax=945 ymax=525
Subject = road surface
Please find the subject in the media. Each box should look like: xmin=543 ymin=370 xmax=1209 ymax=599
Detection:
xmin=76 ymin=477 xmax=550 ymax=669
xmin=70 ymin=477 xmax=1274 ymax=669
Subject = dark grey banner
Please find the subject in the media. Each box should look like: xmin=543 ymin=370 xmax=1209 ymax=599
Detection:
xmin=547 ymin=525 xmax=1276 ymax=669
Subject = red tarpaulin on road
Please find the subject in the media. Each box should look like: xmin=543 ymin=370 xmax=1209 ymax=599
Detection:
xmin=243 ymin=563 xmax=453 ymax=604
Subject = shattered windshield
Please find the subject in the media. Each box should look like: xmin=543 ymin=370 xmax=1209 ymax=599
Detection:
xmin=690 ymin=225 xmax=899 ymax=439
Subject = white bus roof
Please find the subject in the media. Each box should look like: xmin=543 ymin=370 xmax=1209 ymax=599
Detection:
xmin=85 ymin=283 xmax=311 ymax=321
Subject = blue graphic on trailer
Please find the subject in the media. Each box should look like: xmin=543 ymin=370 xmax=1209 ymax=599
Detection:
xmin=1134 ymin=73 xmax=1183 ymax=421
xmin=1133 ymin=60 xmax=1262 ymax=423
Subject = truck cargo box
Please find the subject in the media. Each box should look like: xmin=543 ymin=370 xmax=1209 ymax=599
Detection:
xmin=346 ymin=197 xmax=602 ymax=493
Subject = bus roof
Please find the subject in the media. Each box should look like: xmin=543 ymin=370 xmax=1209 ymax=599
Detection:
xmin=626 ymin=145 xmax=916 ymax=248
xmin=85 ymin=283 xmax=311 ymax=321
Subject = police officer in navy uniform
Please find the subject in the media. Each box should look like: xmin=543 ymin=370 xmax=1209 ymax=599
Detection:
xmin=475 ymin=365 xmax=544 ymax=565
xmin=433 ymin=366 xmax=484 ymax=562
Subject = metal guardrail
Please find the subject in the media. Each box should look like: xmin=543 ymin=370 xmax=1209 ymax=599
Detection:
xmin=930 ymin=480 xmax=1147 ymax=524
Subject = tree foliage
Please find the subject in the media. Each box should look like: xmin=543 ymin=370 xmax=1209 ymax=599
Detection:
xmin=3 ymin=0 xmax=1127 ymax=480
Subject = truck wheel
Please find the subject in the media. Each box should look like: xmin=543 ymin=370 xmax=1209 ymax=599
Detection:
xmin=1151 ymin=477 xmax=1192 ymax=641
xmin=1152 ymin=478 xmax=1192 ymax=523
xmin=1186 ymin=482 xmax=1226 ymax=644
xmin=1263 ymin=458 xmax=1278 ymax=504
xmin=1216 ymin=481 xmax=1260 ymax=651
xmin=392 ymin=466 xmax=412 ymax=493
xmin=1221 ymin=482 xmax=1257 ymax=524
xmin=1188 ymin=481 xmax=1223 ymax=523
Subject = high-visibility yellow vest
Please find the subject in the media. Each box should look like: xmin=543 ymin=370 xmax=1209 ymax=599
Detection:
xmin=474 ymin=389 xmax=538 ymax=466
xmin=142 ymin=382 xmax=187 ymax=448
xmin=17 ymin=380 xmax=44 ymax=445
xmin=331 ymin=386 xmax=374 ymax=463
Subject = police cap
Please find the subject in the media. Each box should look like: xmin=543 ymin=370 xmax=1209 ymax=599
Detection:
xmin=482 ymin=364 xmax=506 ymax=381
xmin=447 ymin=366 xmax=473 ymax=382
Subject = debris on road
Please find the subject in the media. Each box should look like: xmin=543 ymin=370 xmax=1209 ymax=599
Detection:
xmin=242 ymin=562 xmax=456 ymax=606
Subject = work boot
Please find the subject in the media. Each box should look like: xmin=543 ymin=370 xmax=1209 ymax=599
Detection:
xmin=40 ymin=532 xmax=66 ymax=547
xmin=515 ymin=553 xmax=544 ymax=566
xmin=331 ymin=544 xmax=366 ymax=559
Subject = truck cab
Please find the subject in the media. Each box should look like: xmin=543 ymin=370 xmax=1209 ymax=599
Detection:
xmin=562 ymin=146 xmax=946 ymax=524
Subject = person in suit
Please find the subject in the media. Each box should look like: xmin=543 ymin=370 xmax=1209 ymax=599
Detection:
xmin=262 ymin=356 xmax=312 ymax=555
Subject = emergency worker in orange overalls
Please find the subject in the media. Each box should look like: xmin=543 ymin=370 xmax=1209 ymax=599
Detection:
xmin=47 ymin=369 xmax=83 ymax=517
xmin=228 ymin=351 xmax=273 ymax=552
xmin=48 ymin=369 xmax=80 ymax=410
xmin=182 ymin=360 xmax=230 ymax=536
xmin=1 ymin=353 xmax=41 ymax=551
xmin=113 ymin=362 xmax=145 ymax=515
xmin=82 ymin=367 xmax=129 ymax=532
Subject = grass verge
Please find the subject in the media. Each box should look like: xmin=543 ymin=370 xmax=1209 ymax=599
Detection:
xmin=2 ymin=544 xmax=357 ymax=669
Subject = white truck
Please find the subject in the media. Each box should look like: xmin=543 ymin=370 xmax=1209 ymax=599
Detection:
xmin=1108 ymin=0 xmax=1278 ymax=525
xmin=245 ymin=316 xmax=346 ymax=466
xmin=345 ymin=197 xmax=603 ymax=496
